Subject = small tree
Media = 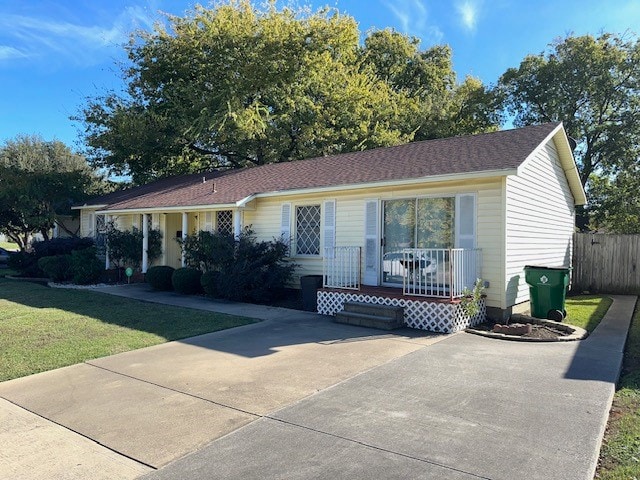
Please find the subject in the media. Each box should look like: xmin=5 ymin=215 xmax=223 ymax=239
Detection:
xmin=0 ymin=134 xmax=107 ymax=250
xmin=105 ymin=222 xmax=162 ymax=270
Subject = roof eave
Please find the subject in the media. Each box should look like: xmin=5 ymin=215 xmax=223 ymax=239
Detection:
xmin=85 ymin=170 xmax=517 ymax=213
xmin=254 ymin=169 xmax=518 ymax=200
xmin=71 ymin=204 xmax=107 ymax=210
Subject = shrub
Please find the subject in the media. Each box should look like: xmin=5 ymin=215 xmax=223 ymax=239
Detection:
xmin=171 ymin=267 xmax=203 ymax=295
xmin=70 ymin=247 xmax=103 ymax=285
xmin=32 ymin=237 xmax=94 ymax=258
xmin=9 ymin=237 xmax=94 ymax=277
xmin=37 ymin=255 xmax=72 ymax=282
xmin=189 ymin=228 xmax=295 ymax=302
xmin=181 ymin=230 xmax=235 ymax=272
xmin=200 ymin=270 xmax=222 ymax=297
xmin=106 ymin=223 xmax=162 ymax=270
xmin=146 ymin=265 xmax=175 ymax=291
xmin=7 ymin=250 xmax=39 ymax=277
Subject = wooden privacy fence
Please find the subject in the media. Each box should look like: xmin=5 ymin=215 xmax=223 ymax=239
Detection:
xmin=573 ymin=233 xmax=640 ymax=294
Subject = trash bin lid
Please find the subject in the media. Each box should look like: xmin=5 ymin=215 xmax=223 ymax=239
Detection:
xmin=524 ymin=265 xmax=571 ymax=271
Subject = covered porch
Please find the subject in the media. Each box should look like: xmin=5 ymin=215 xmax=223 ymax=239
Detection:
xmin=319 ymin=246 xmax=486 ymax=333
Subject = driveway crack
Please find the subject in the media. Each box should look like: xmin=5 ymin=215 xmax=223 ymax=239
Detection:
xmin=263 ymin=415 xmax=493 ymax=479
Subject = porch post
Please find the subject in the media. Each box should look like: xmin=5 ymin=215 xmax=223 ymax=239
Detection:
xmin=181 ymin=212 xmax=188 ymax=267
xmin=142 ymin=213 xmax=149 ymax=273
xmin=105 ymin=214 xmax=111 ymax=270
xmin=233 ymin=210 xmax=242 ymax=239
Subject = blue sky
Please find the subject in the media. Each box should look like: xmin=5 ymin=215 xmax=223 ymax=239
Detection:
xmin=1 ymin=0 xmax=639 ymax=151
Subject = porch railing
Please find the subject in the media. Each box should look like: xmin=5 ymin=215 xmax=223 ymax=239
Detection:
xmin=401 ymin=248 xmax=482 ymax=299
xmin=323 ymin=246 xmax=361 ymax=290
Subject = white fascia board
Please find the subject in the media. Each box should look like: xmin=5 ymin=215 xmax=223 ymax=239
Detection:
xmin=71 ymin=204 xmax=107 ymax=210
xmin=254 ymin=169 xmax=517 ymax=200
xmin=97 ymin=203 xmax=241 ymax=215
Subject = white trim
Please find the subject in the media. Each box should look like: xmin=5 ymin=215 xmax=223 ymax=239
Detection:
xmin=323 ymin=200 xmax=336 ymax=258
xmin=142 ymin=213 xmax=149 ymax=273
xmin=280 ymin=203 xmax=292 ymax=254
xmin=181 ymin=212 xmax=188 ymax=267
xmin=363 ymin=199 xmax=380 ymax=286
xmin=455 ymin=193 xmax=477 ymax=249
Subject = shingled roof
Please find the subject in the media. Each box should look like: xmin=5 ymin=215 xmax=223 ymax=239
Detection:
xmin=79 ymin=122 xmax=568 ymax=211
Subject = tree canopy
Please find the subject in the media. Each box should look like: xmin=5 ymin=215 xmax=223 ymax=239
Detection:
xmin=0 ymin=135 xmax=105 ymax=250
xmin=498 ymin=33 xmax=640 ymax=230
xmin=78 ymin=1 xmax=498 ymax=184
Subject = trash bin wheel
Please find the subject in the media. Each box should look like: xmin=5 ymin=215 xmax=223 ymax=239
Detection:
xmin=562 ymin=309 xmax=567 ymax=319
xmin=547 ymin=309 xmax=564 ymax=322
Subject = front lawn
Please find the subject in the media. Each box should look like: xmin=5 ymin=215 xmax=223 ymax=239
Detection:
xmin=565 ymin=295 xmax=614 ymax=332
xmin=597 ymin=299 xmax=640 ymax=479
xmin=0 ymin=279 xmax=256 ymax=382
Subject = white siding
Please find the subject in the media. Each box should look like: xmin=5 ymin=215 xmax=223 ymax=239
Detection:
xmin=505 ymin=141 xmax=576 ymax=307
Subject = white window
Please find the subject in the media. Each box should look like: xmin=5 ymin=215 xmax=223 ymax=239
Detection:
xmin=216 ymin=210 xmax=233 ymax=235
xmin=296 ymin=205 xmax=321 ymax=256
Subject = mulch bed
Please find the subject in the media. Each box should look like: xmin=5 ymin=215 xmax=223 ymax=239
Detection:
xmin=472 ymin=321 xmax=571 ymax=339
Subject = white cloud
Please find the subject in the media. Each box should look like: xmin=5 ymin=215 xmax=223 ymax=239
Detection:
xmin=383 ymin=0 xmax=443 ymax=44
xmin=0 ymin=46 xmax=28 ymax=61
xmin=456 ymin=0 xmax=480 ymax=32
xmin=0 ymin=5 xmax=157 ymax=66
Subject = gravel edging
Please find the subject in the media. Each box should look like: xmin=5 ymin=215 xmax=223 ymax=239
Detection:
xmin=48 ymin=282 xmax=129 ymax=290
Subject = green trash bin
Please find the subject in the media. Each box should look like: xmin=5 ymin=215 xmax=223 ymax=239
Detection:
xmin=524 ymin=265 xmax=571 ymax=321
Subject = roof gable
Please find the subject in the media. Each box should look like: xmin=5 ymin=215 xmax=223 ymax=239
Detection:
xmin=77 ymin=122 xmax=583 ymax=211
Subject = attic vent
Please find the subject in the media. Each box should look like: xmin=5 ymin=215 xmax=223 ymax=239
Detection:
xmin=212 ymin=182 xmax=216 ymax=193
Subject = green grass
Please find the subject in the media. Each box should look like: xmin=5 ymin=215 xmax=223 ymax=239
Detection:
xmin=564 ymin=295 xmax=614 ymax=332
xmin=0 ymin=241 xmax=19 ymax=251
xmin=0 ymin=278 xmax=257 ymax=382
xmin=0 ymin=268 xmax=20 ymax=277
xmin=597 ymin=300 xmax=640 ymax=479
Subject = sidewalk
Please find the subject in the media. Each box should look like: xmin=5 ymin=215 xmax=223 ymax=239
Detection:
xmin=142 ymin=294 xmax=637 ymax=480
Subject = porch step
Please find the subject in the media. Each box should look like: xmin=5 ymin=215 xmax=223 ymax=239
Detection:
xmin=334 ymin=302 xmax=405 ymax=330
xmin=343 ymin=301 xmax=404 ymax=322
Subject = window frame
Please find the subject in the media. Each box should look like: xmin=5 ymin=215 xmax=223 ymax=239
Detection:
xmin=294 ymin=204 xmax=322 ymax=257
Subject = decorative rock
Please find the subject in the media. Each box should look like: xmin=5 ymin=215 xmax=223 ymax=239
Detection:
xmin=493 ymin=323 xmax=532 ymax=336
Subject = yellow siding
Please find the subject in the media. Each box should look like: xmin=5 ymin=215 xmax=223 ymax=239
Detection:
xmin=245 ymin=179 xmax=504 ymax=306
xmin=79 ymin=179 xmax=506 ymax=307
xmin=505 ymin=141 xmax=575 ymax=307
xmin=80 ymin=209 xmax=95 ymax=237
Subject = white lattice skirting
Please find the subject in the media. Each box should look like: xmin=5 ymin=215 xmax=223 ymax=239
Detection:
xmin=317 ymin=291 xmax=486 ymax=333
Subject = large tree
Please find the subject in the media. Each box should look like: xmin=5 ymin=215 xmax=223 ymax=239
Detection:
xmin=78 ymin=1 xmax=499 ymax=185
xmin=498 ymin=33 xmax=640 ymax=230
xmin=0 ymin=135 xmax=105 ymax=250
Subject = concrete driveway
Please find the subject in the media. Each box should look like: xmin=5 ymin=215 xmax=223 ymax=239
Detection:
xmin=144 ymin=295 xmax=637 ymax=480
xmin=0 ymin=298 xmax=444 ymax=479
xmin=1 ymin=287 xmax=635 ymax=480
